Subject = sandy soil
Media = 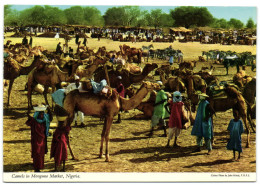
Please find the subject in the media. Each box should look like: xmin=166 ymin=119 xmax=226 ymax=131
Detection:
xmin=3 ymin=34 xmax=256 ymax=173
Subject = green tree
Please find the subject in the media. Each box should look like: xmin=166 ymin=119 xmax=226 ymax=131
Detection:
xmin=19 ymin=6 xmax=47 ymax=26
xmin=211 ymin=18 xmax=229 ymax=29
xmin=83 ymin=6 xmax=104 ymax=26
xmin=64 ymin=6 xmax=85 ymax=25
xmin=170 ymin=6 xmax=214 ymax=28
xmin=146 ymin=9 xmax=173 ymax=28
xmin=228 ymin=18 xmax=244 ymax=29
xmin=103 ymin=7 xmax=126 ymax=26
xmin=246 ymin=18 xmax=255 ymax=29
xmin=44 ymin=6 xmax=67 ymax=26
xmin=123 ymin=6 xmax=142 ymax=26
xmin=4 ymin=5 xmax=12 ymax=17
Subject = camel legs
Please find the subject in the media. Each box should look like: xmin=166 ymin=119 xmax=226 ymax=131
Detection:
xmin=99 ymin=117 xmax=113 ymax=162
xmin=242 ymin=114 xmax=250 ymax=148
xmin=7 ymin=79 xmax=14 ymax=106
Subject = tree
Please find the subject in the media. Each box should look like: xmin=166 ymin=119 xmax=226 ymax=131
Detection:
xmin=211 ymin=18 xmax=229 ymax=29
xmin=4 ymin=5 xmax=12 ymax=17
xmin=103 ymin=7 xmax=126 ymax=26
xmin=19 ymin=6 xmax=47 ymax=26
xmin=44 ymin=6 xmax=67 ymax=26
xmin=246 ymin=18 xmax=255 ymax=29
xmin=83 ymin=6 xmax=104 ymax=26
xmin=228 ymin=18 xmax=244 ymax=29
xmin=146 ymin=9 xmax=174 ymax=28
xmin=123 ymin=6 xmax=142 ymax=26
xmin=170 ymin=6 xmax=214 ymax=28
xmin=64 ymin=6 xmax=85 ymax=25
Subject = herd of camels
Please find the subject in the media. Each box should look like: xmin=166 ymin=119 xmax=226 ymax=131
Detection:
xmin=4 ymin=41 xmax=256 ymax=162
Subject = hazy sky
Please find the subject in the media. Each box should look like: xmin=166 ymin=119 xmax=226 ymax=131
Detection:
xmin=8 ymin=5 xmax=257 ymax=24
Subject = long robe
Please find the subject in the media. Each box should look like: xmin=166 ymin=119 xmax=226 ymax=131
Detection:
xmin=50 ymin=126 xmax=71 ymax=166
xmin=168 ymin=101 xmax=184 ymax=129
xmin=226 ymin=119 xmax=244 ymax=152
xmin=152 ymin=89 xmax=169 ymax=119
xmin=191 ymin=100 xmax=213 ymax=139
xmin=26 ymin=117 xmax=47 ymax=170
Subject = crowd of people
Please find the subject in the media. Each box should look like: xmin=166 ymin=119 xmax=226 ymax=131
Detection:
xmin=25 ymin=78 xmax=244 ymax=172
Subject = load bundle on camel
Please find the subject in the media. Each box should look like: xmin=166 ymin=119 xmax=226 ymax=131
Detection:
xmin=94 ymin=63 xmax=158 ymax=88
xmin=4 ymin=55 xmax=45 ymax=106
xmin=207 ymin=83 xmax=253 ymax=147
xmin=63 ymin=81 xmax=158 ymax=162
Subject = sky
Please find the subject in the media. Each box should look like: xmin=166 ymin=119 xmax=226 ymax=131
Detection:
xmin=7 ymin=4 xmax=257 ymax=25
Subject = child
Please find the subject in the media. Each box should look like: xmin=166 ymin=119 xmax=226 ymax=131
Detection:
xmin=227 ymin=110 xmax=244 ymax=161
xmin=50 ymin=105 xmax=71 ymax=172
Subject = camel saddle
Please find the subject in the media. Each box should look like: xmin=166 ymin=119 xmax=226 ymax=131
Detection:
xmin=209 ymin=81 xmax=239 ymax=99
xmin=80 ymin=79 xmax=114 ymax=99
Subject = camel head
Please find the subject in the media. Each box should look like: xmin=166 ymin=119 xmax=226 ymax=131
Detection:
xmin=192 ymin=75 xmax=207 ymax=92
xmin=142 ymin=81 xmax=158 ymax=91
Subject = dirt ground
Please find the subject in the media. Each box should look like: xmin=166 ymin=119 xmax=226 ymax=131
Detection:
xmin=3 ymin=34 xmax=257 ymax=173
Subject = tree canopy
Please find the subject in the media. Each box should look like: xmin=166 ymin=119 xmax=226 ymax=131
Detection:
xmin=170 ymin=6 xmax=214 ymax=28
xmin=4 ymin=5 xmax=254 ymax=30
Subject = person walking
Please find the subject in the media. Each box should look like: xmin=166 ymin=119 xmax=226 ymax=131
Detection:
xmin=191 ymin=92 xmax=214 ymax=155
xmin=56 ymin=42 xmax=63 ymax=55
xmin=22 ymin=36 xmax=28 ymax=46
xmin=83 ymin=35 xmax=88 ymax=47
xmin=75 ymin=33 xmax=80 ymax=44
xmin=147 ymin=81 xmax=169 ymax=137
xmin=25 ymin=104 xmax=53 ymax=172
xmin=227 ymin=110 xmax=244 ymax=161
xmin=165 ymin=91 xmax=188 ymax=148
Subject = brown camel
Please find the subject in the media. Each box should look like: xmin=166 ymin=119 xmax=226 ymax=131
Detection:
xmin=119 ymin=45 xmax=142 ymax=64
xmin=4 ymin=55 xmax=44 ymax=106
xmin=27 ymin=64 xmax=72 ymax=112
xmin=207 ymin=84 xmax=251 ymax=148
xmin=233 ymin=70 xmax=253 ymax=88
xmin=63 ymin=81 xmax=157 ymax=162
xmin=242 ymin=77 xmax=256 ymax=132
xmin=94 ymin=63 xmax=158 ymax=88
xmin=159 ymin=70 xmax=186 ymax=93
xmin=75 ymin=56 xmax=107 ymax=79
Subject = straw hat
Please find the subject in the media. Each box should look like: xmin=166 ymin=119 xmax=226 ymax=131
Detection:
xmin=33 ymin=104 xmax=47 ymax=112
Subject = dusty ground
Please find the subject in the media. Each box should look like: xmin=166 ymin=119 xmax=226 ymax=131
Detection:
xmin=3 ymin=33 xmax=256 ymax=173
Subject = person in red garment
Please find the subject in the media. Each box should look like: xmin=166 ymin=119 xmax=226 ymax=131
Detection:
xmin=26 ymin=104 xmax=53 ymax=172
xmin=50 ymin=105 xmax=71 ymax=172
xmin=165 ymin=91 xmax=187 ymax=147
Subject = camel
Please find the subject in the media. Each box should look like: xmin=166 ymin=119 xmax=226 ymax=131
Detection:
xmin=159 ymin=70 xmax=186 ymax=93
xmin=63 ymin=81 xmax=157 ymax=162
xmin=27 ymin=64 xmax=73 ymax=112
xmin=207 ymin=84 xmax=251 ymax=148
xmin=4 ymin=55 xmax=44 ymax=106
xmin=94 ymin=63 xmax=158 ymax=88
xmin=233 ymin=70 xmax=253 ymax=88
xmin=119 ymin=45 xmax=142 ymax=64
xmin=179 ymin=61 xmax=197 ymax=70
xmin=242 ymin=77 xmax=256 ymax=132
xmin=75 ymin=56 xmax=107 ymax=79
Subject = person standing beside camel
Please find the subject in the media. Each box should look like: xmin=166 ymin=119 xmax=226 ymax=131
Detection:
xmin=115 ymin=76 xmax=125 ymax=123
xmin=25 ymin=104 xmax=53 ymax=172
xmin=227 ymin=110 xmax=244 ymax=161
xmin=165 ymin=91 xmax=187 ymax=148
xmin=50 ymin=105 xmax=71 ymax=172
xmin=191 ymin=92 xmax=214 ymax=155
xmin=65 ymin=75 xmax=85 ymax=127
xmin=147 ymin=81 xmax=168 ymax=137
